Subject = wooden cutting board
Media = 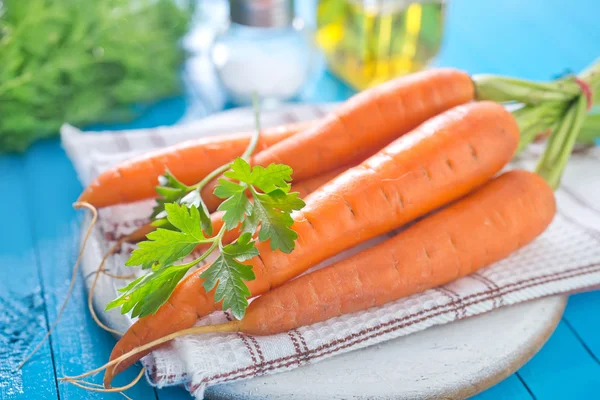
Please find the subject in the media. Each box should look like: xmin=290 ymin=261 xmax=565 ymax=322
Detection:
xmin=206 ymin=296 xmax=565 ymax=400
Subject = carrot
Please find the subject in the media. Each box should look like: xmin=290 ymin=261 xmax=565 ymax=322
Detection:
xmin=240 ymin=170 xmax=555 ymax=334
xmin=102 ymin=169 xmax=554 ymax=353
xmin=291 ymin=165 xmax=353 ymax=199
xmin=82 ymin=68 xmax=472 ymax=210
xmin=200 ymin=68 xmax=475 ymax=211
xmin=104 ymin=101 xmax=519 ymax=385
xmin=78 ymin=120 xmax=315 ymax=208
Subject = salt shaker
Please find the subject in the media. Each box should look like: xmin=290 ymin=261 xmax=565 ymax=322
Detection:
xmin=211 ymin=0 xmax=314 ymax=107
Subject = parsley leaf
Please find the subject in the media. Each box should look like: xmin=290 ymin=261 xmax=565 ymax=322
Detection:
xmin=215 ymin=179 xmax=253 ymax=230
xmin=249 ymin=164 xmax=294 ymax=193
xmin=0 ymin=0 xmax=193 ymax=152
xmin=223 ymin=158 xmax=254 ymax=184
xmin=223 ymin=158 xmax=293 ymax=193
xmin=127 ymin=203 xmax=208 ymax=269
xmin=105 ymin=263 xmax=190 ymax=318
xmin=108 ymin=202 xmax=217 ymax=317
xmin=251 ymin=190 xmax=304 ymax=253
xmin=114 ymin=156 xmax=305 ymax=320
xmin=152 ymin=170 xmax=213 ymax=235
xmin=215 ymin=158 xmax=305 ymax=253
xmin=200 ymin=233 xmax=258 ymax=319
xmin=180 ymin=189 xmax=213 ymax=236
xmin=152 ymin=170 xmax=192 ymax=219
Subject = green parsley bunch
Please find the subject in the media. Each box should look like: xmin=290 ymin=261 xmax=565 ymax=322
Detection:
xmin=0 ymin=0 xmax=192 ymax=152
xmin=107 ymin=102 xmax=306 ymax=319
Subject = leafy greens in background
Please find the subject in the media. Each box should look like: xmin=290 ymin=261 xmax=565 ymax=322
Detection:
xmin=0 ymin=0 xmax=193 ymax=152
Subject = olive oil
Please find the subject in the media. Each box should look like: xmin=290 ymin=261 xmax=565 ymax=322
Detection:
xmin=316 ymin=0 xmax=445 ymax=90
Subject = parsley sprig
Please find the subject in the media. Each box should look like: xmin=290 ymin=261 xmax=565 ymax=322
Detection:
xmin=106 ymin=99 xmax=305 ymax=319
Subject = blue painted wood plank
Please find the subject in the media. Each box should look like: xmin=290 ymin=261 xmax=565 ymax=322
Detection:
xmin=22 ymin=139 xmax=158 ymax=400
xmin=517 ymin=320 xmax=600 ymax=399
xmin=471 ymin=375 xmax=534 ymax=400
xmin=563 ymin=291 xmax=600 ymax=362
xmin=0 ymin=155 xmax=59 ymax=399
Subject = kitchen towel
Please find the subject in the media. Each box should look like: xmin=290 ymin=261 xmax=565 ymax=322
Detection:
xmin=62 ymin=104 xmax=600 ymax=399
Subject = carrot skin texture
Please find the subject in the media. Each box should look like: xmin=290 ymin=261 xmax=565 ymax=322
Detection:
xmin=79 ymin=121 xmax=314 ymax=208
xmin=200 ymin=68 xmax=475 ymax=211
xmin=105 ymin=101 xmax=517 ymax=385
xmin=241 ymin=170 xmax=556 ymax=334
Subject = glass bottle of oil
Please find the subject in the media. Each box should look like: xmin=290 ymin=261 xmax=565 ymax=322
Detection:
xmin=316 ymin=0 xmax=445 ymax=90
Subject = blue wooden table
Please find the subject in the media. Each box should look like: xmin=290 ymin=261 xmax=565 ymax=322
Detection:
xmin=1 ymin=0 xmax=599 ymax=399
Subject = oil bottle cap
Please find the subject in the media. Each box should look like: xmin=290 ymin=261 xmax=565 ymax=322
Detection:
xmin=229 ymin=0 xmax=295 ymax=28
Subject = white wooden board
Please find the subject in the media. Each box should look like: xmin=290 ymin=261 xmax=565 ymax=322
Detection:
xmin=206 ymin=296 xmax=565 ymax=400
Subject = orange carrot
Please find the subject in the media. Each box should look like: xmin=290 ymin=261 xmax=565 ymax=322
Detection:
xmin=241 ymin=170 xmax=555 ymax=334
xmin=292 ymin=165 xmax=352 ymax=199
xmin=200 ymin=68 xmax=475 ymax=211
xmin=78 ymin=120 xmax=315 ymax=208
xmin=105 ymin=101 xmax=518 ymax=385
xmin=114 ymin=169 xmax=553 ymax=344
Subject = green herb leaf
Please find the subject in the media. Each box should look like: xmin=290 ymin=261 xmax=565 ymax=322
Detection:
xmin=0 ymin=0 xmax=194 ymax=152
xmin=152 ymin=171 xmax=213 ymax=235
xmin=115 ymin=155 xmax=305 ymax=319
xmin=215 ymin=179 xmax=253 ymax=230
xmin=223 ymin=157 xmax=254 ymax=184
xmin=224 ymin=232 xmax=260 ymax=261
xmin=152 ymin=170 xmax=193 ymax=219
xmin=214 ymin=158 xmax=305 ymax=253
xmin=127 ymin=203 xmax=208 ymax=269
xmin=251 ymin=190 xmax=305 ymax=253
xmin=223 ymin=158 xmax=293 ymax=193
xmin=200 ymin=234 xmax=258 ymax=319
xmin=181 ymin=189 xmax=213 ymax=236
xmin=249 ymin=164 xmax=293 ymax=193
xmin=105 ymin=263 xmax=190 ymax=318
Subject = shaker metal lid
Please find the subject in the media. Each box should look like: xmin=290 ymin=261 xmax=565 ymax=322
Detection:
xmin=229 ymin=0 xmax=295 ymax=28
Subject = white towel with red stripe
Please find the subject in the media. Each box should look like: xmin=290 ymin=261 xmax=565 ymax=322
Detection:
xmin=62 ymin=104 xmax=600 ymax=399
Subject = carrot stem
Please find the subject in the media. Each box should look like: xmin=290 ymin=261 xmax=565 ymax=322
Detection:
xmin=241 ymin=92 xmax=262 ymax=161
xmin=536 ymin=96 xmax=588 ymax=189
xmin=475 ymin=58 xmax=600 ymax=187
xmin=176 ymin=224 xmax=226 ymax=269
xmin=578 ymin=112 xmax=600 ymax=144
xmin=513 ymin=102 xmax=565 ymax=152
xmin=473 ymin=74 xmax=577 ymax=104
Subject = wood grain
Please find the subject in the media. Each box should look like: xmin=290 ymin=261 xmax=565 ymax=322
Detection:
xmin=0 ymin=155 xmax=58 ymax=399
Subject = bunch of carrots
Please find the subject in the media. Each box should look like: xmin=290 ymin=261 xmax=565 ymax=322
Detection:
xmin=46 ymin=61 xmax=599 ymax=394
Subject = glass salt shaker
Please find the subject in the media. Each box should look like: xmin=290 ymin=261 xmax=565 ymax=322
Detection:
xmin=211 ymin=0 xmax=314 ymax=107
